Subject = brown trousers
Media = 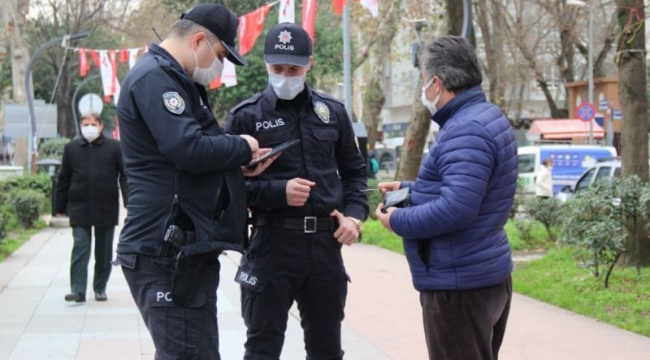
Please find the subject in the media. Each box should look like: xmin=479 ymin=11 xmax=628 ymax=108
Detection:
xmin=420 ymin=276 xmax=512 ymax=360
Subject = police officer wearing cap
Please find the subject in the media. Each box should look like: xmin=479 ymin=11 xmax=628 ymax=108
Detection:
xmin=226 ymin=23 xmax=368 ymax=360
xmin=116 ymin=3 xmax=275 ymax=359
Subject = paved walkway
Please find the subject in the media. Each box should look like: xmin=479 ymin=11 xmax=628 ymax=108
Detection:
xmin=1 ymin=222 xmax=650 ymax=359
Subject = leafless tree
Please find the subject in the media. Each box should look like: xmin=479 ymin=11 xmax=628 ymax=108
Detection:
xmin=616 ymin=0 xmax=649 ymax=265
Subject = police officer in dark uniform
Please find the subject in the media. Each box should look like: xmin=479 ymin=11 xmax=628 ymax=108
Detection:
xmin=115 ymin=4 xmax=274 ymax=359
xmin=225 ymin=23 xmax=369 ymax=360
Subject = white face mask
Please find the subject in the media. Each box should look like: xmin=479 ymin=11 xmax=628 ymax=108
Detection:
xmin=268 ymin=72 xmax=306 ymax=100
xmin=192 ymin=40 xmax=224 ymax=86
xmin=81 ymin=125 xmax=100 ymax=142
xmin=421 ymin=77 xmax=442 ymax=115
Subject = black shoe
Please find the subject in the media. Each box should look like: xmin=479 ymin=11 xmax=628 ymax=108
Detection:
xmin=64 ymin=293 xmax=86 ymax=303
xmin=95 ymin=291 xmax=107 ymax=301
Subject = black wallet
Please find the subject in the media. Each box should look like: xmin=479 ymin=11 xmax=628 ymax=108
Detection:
xmin=382 ymin=187 xmax=410 ymax=211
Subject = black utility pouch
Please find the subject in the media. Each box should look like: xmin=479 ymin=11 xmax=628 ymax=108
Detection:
xmin=170 ymin=252 xmax=205 ymax=307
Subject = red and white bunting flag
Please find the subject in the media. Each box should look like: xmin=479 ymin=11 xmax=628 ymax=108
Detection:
xmin=332 ymin=0 xmax=345 ymax=16
xmin=78 ymin=48 xmax=90 ymax=77
xmin=112 ymin=117 xmax=121 ymax=140
xmin=89 ymin=50 xmax=101 ymax=68
xmin=209 ymin=76 xmax=221 ymax=90
xmin=128 ymin=48 xmax=140 ymax=69
xmin=109 ymin=50 xmax=121 ymax=104
xmin=360 ymin=0 xmax=378 ymax=17
xmin=119 ymin=49 xmax=129 ymax=63
xmin=99 ymin=50 xmax=121 ymax=104
xmin=222 ymin=59 xmax=237 ymax=87
xmin=302 ymin=0 xmax=317 ymax=45
xmin=209 ymin=60 xmax=238 ymax=90
xmin=238 ymin=5 xmax=271 ymax=56
xmin=279 ymin=0 xmax=295 ymax=23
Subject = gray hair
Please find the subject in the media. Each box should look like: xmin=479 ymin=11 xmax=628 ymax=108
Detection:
xmin=419 ymin=36 xmax=482 ymax=93
xmin=168 ymin=19 xmax=219 ymax=43
xmin=80 ymin=112 xmax=102 ymax=124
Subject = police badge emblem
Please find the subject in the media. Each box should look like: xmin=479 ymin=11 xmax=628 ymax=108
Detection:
xmin=314 ymin=101 xmax=330 ymax=124
xmin=163 ymin=92 xmax=185 ymax=115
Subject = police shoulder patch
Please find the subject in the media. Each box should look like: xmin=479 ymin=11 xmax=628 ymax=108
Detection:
xmin=163 ymin=91 xmax=185 ymax=115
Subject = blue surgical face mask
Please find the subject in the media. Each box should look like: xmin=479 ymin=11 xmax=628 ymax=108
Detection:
xmin=268 ymin=72 xmax=306 ymax=100
xmin=421 ymin=77 xmax=442 ymax=115
xmin=192 ymin=39 xmax=224 ymax=86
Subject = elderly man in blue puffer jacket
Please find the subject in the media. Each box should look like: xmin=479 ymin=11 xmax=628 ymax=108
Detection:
xmin=376 ymin=36 xmax=518 ymax=360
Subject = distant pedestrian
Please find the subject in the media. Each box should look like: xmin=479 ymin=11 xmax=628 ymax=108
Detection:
xmin=55 ymin=112 xmax=128 ymax=303
xmin=536 ymin=159 xmax=554 ymax=198
xmin=368 ymin=150 xmax=380 ymax=179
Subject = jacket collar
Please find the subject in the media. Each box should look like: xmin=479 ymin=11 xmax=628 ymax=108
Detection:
xmin=432 ymin=85 xmax=486 ymax=127
xmin=80 ymin=134 xmax=105 ymax=147
xmin=148 ymin=43 xmax=185 ymax=74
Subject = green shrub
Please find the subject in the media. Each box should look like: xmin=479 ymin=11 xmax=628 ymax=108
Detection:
xmin=39 ymin=138 xmax=69 ymax=160
xmin=9 ymin=190 xmax=44 ymax=229
xmin=0 ymin=174 xmax=52 ymax=198
xmin=559 ymin=180 xmax=626 ymax=288
xmin=526 ymin=197 xmax=564 ymax=242
xmin=0 ymin=207 xmax=9 ymax=245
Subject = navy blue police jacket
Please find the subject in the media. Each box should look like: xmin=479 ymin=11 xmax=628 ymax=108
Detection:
xmin=116 ymin=43 xmax=252 ymax=257
xmin=225 ymin=86 xmax=368 ymax=221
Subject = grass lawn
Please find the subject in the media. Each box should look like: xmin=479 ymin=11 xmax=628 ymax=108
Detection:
xmin=363 ymin=218 xmax=650 ymax=337
xmin=513 ymin=247 xmax=650 ymax=337
xmin=0 ymin=219 xmax=46 ymax=262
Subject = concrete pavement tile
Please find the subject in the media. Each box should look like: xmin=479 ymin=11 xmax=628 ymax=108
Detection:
xmin=0 ymin=228 xmax=57 ymax=293
xmin=8 ymin=333 xmax=79 ymax=360
xmin=0 ymin=334 xmax=21 ymax=360
xmin=76 ymin=337 xmax=142 ymax=360
xmin=81 ymin=313 xmax=139 ymax=334
xmin=24 ymin=314 xmax=85 ymax=334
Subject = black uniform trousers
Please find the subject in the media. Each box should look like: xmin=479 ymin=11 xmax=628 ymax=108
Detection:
xmin=238 ymin=225 xmax=348 ymax=360
xmin=120 ymin=253 xmax=220 ymax=360
xmin=420 ymin=276 xmax=512 ymax=360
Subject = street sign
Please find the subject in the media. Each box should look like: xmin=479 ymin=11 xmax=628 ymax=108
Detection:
xmin=576 ymin=102 xmax=596 ymax=122
xmin=78 ymin=93 xmax=103 ymax=115
xmin=599 ymin=100 xmax=608 ymax=110
xmin=613 ymin=110 xmax=622 ymax=120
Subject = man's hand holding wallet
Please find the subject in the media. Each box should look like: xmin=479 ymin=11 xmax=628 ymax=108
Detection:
xmin=374 ymin=181 xmax=411 ymax=232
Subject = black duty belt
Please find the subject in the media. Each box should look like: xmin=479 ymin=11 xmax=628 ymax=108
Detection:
xmin=254 ymin=215 xmax=335 ymax=233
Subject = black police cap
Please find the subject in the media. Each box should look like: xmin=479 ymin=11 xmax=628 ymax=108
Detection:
xmin=264 ymin=22 xmax=313 ymax=67
xmin=180 ymin=3 xmax=247 ymax=66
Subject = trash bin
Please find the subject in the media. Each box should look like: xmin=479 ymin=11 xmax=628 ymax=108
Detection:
xmin=35 ymin=159 xmax=62 ymax=216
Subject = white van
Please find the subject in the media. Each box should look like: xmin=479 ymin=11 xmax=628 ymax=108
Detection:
xmin=518 ymin=145 xmax=617 ymax=194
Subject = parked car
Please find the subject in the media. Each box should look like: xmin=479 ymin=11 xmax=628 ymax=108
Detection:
xmin=555 ymin=159 xmax=621 ymax=202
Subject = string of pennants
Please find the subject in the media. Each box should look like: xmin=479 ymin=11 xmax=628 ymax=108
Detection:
xmin=71 ymin=0 xmax=378 ymax=104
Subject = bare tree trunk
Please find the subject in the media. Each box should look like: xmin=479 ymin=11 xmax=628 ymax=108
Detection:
xmin=3 ymin=0 xmax=30 ymax=103
xmin=475 ymin=0 xmax=505 ymax=108
xmin=361 ymin=0 xmax=402 ymax=150
xmin=57 ymin=65 xmax=74 ymax=138
xmin=396 ymin=94 xmax=430 ymax=181
xmin=446 ymin=0 xmax=475 ymax=46
xmin=398 ymin=0 xmax=475 ymax=181
xmin=617 ymin=0 xmax=650 ymax=265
